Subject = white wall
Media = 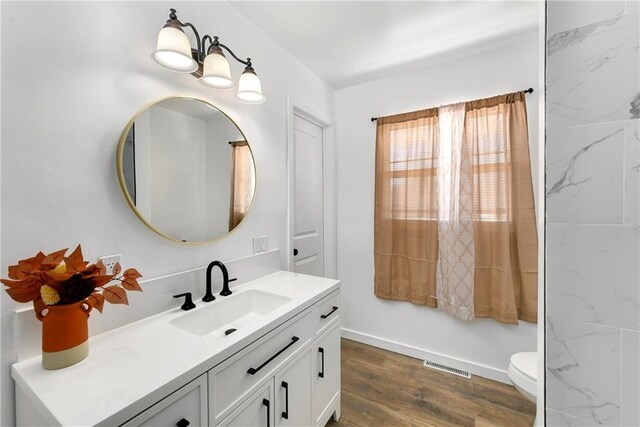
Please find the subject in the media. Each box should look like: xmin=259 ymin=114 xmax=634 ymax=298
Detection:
xmin=147 ymin=106 xmax=208 ymax=241
xmin=335 ymin=31 xmax=539 ymax=381
xmin=0 ymin=2 xmax=334 ymax=425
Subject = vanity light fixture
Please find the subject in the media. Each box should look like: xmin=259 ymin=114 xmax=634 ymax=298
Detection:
xmin=153 ymin=8 xmax=266 ymax=104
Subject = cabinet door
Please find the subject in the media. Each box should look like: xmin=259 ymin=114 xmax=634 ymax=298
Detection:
xmin=210 ymin=310 xmax=313 ymax=424
xmin=274 ymin=348 xmax=312 ymax=427
xmin=312 ymin=323 xmax=341 ymax=425
xmin=218 ymin=381 xmax=274 ymax=427
xmin=121 ymin=375 xmax=207 ymax=427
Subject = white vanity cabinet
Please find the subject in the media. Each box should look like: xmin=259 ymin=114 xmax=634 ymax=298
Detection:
xmin=12 ymin=273 xmax=340 ymax=427
xmin=209 ymin=310 xmax=314 ymax=425
xmin=219 ymin=348 xmax=313 ymax=427
xmin=211 ymin=290 xmax=341 ymax=427
xmin=121 ymin=375 xmax=208 ymax=427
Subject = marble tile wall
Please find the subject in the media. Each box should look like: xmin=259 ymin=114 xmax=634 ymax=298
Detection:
xmin=546 ymin=1 xmax=640 ymax=426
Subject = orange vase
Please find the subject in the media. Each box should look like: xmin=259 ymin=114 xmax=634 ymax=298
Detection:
xmin=36 ymin=301 xmax=92 ymax=370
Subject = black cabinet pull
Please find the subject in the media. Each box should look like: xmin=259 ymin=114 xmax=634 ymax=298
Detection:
xmin=320 ymin=306 xmax=339 ymax=319
xmin=281 ymin=381 xmax=289 ymax=419
xmin=318 ymin=347 xmax=325 ymax=378
xmin=293 ymin=248 xmax=299 ymax=256
xmin=176 ymin=418 xmax=190 ymax=427
xmin=247 ymin=337 xmax=300 ymax=375
xmin=263 ymin=398 xmax=270 ymax=427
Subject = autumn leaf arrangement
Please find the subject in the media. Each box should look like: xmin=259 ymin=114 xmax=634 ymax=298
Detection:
xmin=1 ymin=245 xmax=142 ymax=315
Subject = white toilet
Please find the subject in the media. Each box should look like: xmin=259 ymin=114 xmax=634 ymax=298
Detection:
xmin=508 ymin=352 xmax=537 ymax=403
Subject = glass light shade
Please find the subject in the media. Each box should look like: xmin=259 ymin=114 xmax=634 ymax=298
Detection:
xmin=152 ymin=26 xmax=198 ymax=73
xmin=200 ymin=51 xmax=233 ymax=88
xmin=235 ymin=69 xmax=266 ymax=104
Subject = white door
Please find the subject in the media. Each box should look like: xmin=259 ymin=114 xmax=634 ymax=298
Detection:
xmin=274 ymin=349 xmax=312 ymax=427
xmin=293 ymin=114 xmax=325 ymax=276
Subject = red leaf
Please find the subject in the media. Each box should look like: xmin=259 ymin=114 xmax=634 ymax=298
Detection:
xmin=112 ymin=262 xmax=122 ymax=276
xmin=123 ymin=268 xmax=142 ymax=280
xmin=64 ymin=244 xmax=88 ymax=273
xmin=87 ymin=293 xmax=105 ymax=313
xmin=5 ymin=284 xmax=40 ymax=303
xmin=66 ymin=244 xmax=83 ymax=262
xmin=8 ymin=265 xmax=23 ymax=280
xmin=121 ymin=277 xmax=142 ymax=292
xmin=41 ymin=248 xmax=68 ymax=268
xmin=103 ymin=285 xmax=128 ymax=305
xmin=21 ymin=252 xmax=45 ymax=268
xmin=1 ymin=278 xmax=24 ymax=288
xmin=94 ymin=260 xmax=107 ymax=276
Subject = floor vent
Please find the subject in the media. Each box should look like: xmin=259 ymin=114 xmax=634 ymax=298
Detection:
xmin=423 ymin=360 xmax=471 ymax=379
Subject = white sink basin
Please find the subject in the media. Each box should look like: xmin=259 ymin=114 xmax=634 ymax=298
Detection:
xmin=169 ymin=289 xmax=292 ymax=337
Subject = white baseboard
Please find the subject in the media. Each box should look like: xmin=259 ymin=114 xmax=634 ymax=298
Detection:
xmin=341 ymin=327 xmax=510 ymax=384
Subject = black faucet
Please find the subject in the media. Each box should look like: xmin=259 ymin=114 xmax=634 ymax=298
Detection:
xmin=204 ymin=261 xmax=237 ymax=301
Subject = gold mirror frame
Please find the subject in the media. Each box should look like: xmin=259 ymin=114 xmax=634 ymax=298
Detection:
xmin=116 ymin=95 xmax=257 ymax=245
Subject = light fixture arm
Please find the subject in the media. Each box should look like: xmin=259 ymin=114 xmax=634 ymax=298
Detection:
xmin=168 ymin=9 xmax=251 ymax=66
xmin=216 ymin=39 xmax=251 ymax=67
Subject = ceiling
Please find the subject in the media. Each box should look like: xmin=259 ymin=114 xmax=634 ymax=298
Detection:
xmin=230 ymin=1 xmax=539 ymax=89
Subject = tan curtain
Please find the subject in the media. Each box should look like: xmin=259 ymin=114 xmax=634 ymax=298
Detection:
xmin=373 ymin=91 xmax=537 ymax=324
xmin=229 ymin=140 xmax=254 ymax=231
xmin=465 ymin=92 xmax=537 ymax=324
xmin=374 ymin=108 xmax=440 ymax=307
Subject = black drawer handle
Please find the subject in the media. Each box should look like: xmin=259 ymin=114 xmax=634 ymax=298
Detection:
xmin=263 ymin=398 xmax=270 ymax=427
xmin=247 ymin=336 xmax=300 ymax=375
xmin=281 ymin=381 xmax=289 ymax=419
xmin=320 ymin=306 xmax=339 ymax=319
xmin=176 ymin=418 xmax=190 ymax=427
xmin=318 ymin=347 xmax=325 ymax=378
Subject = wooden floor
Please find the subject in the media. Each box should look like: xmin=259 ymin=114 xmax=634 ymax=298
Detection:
xmin=326 ymin=339 xmax=535 ymax=427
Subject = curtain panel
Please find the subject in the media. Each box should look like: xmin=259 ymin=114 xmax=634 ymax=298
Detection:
xmin=229 ymin=140 xmax=254 ymax=231
xmin=374 ymin=108 xmax=440 ymax=308
xmin=373 ymin=91 xmax=537 ymax=324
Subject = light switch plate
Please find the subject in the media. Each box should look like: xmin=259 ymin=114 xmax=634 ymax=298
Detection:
xmin=253 ymin=236 xmax=268 ymax=254
xmin=99 ymin=254 xmax=121 ymax=275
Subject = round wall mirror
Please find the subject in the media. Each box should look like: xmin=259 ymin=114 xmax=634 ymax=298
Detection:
xmin=117 ymin=96 xmax=256 ymax=244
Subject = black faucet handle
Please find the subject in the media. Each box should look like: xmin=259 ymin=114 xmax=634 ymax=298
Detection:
xmin=173 ymin=292 xmax=196 ymax=311
xmin=219 ymin=277 xmax=237 ymax=297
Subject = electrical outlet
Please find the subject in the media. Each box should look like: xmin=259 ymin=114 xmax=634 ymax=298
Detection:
xmin=253 ymin=236 xmax=268 ymax=254
xmin=99 ymin=254 xmax=121 ymax=275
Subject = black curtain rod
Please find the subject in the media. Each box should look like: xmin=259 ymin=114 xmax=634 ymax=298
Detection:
xmin=370 ymin=88 xmax=534 ymax=122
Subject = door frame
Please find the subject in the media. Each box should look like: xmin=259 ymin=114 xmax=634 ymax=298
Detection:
xmin=286 ymin=96 xmax=336 ymax=278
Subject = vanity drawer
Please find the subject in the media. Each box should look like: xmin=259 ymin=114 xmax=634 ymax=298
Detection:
xmin=121 ymin=375 xmax=207 ymax=427
xmin=209 ymin=309 xmax=313 ymax=424
xmin=313 ymin=291 xmax=340 ymax=337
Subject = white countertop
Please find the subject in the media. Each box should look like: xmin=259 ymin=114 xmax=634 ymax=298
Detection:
xmin=12 ymin=271 xmax=340 ymax=427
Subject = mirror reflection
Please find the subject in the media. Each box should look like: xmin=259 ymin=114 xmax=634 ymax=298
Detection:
xmin=118 ymin=97 xmax=255 ymax=243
